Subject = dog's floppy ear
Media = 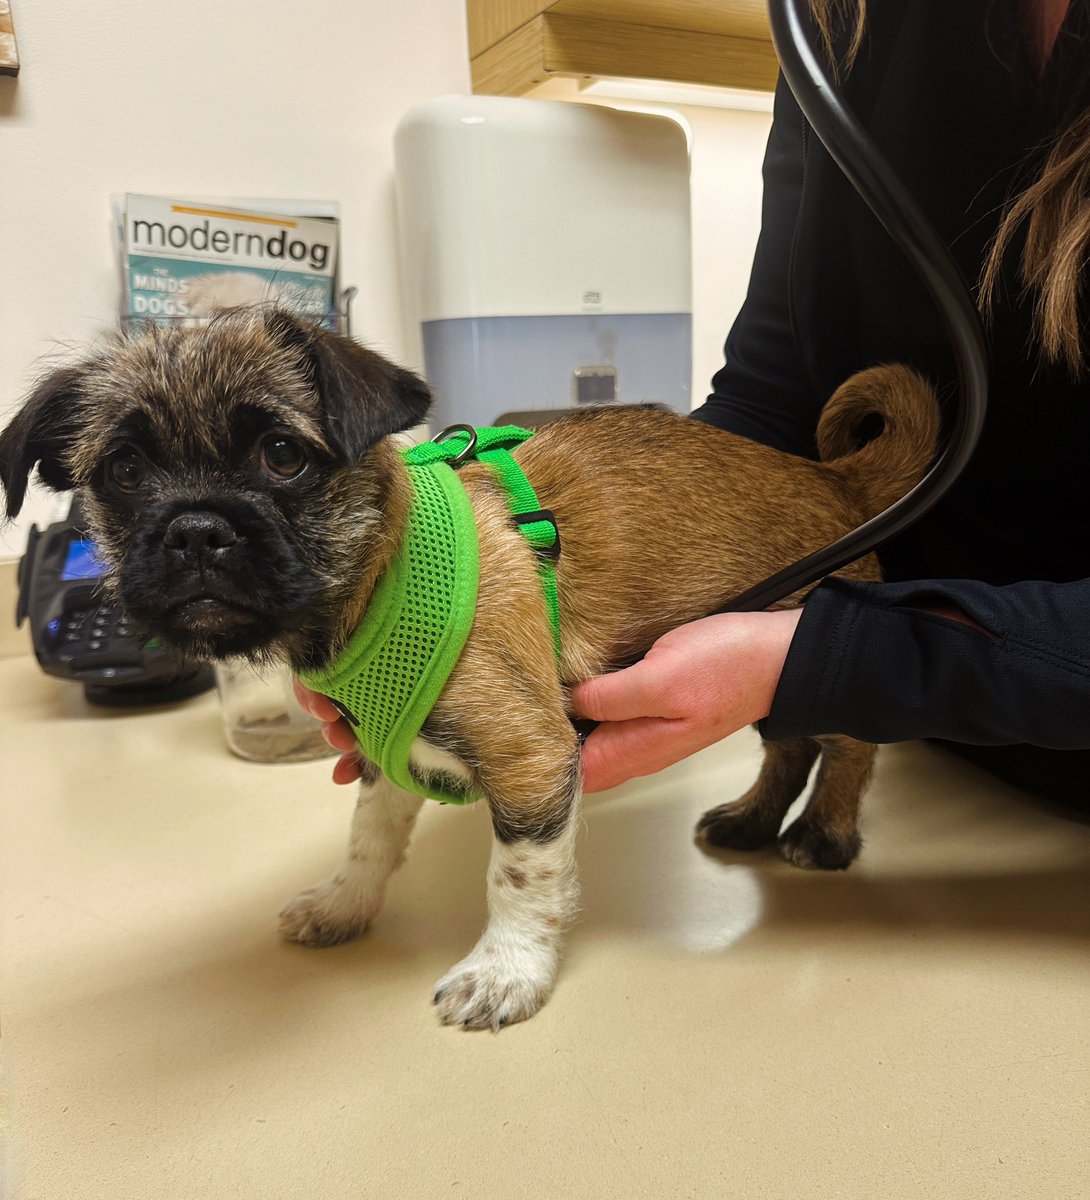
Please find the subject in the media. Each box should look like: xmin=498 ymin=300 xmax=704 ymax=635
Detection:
xmin=265 ymin=310 xmax=432 ymax=463
xmin=0 ymin=365 xmax=88 ymax=520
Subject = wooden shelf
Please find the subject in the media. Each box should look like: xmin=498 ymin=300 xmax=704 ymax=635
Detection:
xmin=468 ymin=0 xmax=777 ymax=97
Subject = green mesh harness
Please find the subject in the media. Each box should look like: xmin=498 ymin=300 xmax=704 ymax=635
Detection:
xmin=298 ymin=425 xmax=560 ymax=806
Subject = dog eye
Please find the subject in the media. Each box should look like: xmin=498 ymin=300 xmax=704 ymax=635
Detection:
xmin=108 ymin=448 xmax=147 ymax=493
xmin=259 ymin=434 xmax=308 ymax=480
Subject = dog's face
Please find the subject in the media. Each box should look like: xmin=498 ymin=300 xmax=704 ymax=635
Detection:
xmin=0 ymin=309 xmax=431 ymax=664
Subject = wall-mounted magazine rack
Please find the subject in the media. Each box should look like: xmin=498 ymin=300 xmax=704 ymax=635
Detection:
xmin=117 ymin=195 xmax=352 ymax=336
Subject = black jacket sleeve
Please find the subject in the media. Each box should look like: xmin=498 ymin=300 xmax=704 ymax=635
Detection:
xmin=690 ymin=76 xmax=824 ymax=459
xmin=762 ymin=576 xmax=1090 ymax=749
xmin=690 ymin=16 xmax=1090 ymax=774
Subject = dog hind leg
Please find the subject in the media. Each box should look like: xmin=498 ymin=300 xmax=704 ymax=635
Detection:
xmin=696 ymin=736 xmax=820 ymax=851
xmin=777 ymin=735 xmax=873 ymax=870
xmin=279 ymin=762 xmax=424 ymax=947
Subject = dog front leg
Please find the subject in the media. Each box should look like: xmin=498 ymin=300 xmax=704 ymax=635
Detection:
xmin=280 ymin=761 xmax=424 ymax=947
xmin=433 ymin=753 xmax=581 ymax=1030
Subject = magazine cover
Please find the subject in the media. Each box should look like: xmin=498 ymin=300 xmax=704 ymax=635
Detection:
xmin=0 ymin=0 xmax=20 ymax=75
xmin=121 ymin=195 xmax=340 ymax=327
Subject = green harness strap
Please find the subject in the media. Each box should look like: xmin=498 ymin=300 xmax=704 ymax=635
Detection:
xmin=299 ymin=425 xmax=560 ymax=806
xmin=407 ymin=425 xmax=561 ymax=657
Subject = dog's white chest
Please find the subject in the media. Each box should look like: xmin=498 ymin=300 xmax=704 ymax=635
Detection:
xmin=408 ymin=737 xmax=474 ymax=788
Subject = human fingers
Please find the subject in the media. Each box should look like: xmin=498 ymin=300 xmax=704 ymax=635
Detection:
xmin=292 ymin=678 xmax=342 ymax=724
xmin=292 ymin=678 xmax=358 ymax=762
xmin=331 ymin=751 xmax=363 ymax=785
xmin=569 ymin=656 xmax=680 ymax=724
xmin=322 ymin=719 xmax=358 ymax=754
xmin=579 ymin=715 xmax=713 ymax=794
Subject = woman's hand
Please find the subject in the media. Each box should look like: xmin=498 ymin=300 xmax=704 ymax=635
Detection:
xmin=292 ymin=679 xmax=365 ymax=785
xmin=569 ymin=609 xmax=803 ymax=793
xmin=295 ymin=607 xmax=802 ymax=792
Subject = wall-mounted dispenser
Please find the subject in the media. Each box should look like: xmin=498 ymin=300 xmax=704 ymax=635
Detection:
xmin=394 ymin=95 xmax=692 ymax=427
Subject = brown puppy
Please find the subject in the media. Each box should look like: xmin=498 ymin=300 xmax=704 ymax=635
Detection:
xmin=0 ymin=309 xmax=940 ymax=1029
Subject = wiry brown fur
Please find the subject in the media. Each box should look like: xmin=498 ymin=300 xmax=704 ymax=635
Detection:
xmin=0 ymin=310 xmax=423 ymax=671
xmin=0 ymin=310 xmax=940 ymax=1026
xmin=425 ymin=364 xmax=937 ymax=865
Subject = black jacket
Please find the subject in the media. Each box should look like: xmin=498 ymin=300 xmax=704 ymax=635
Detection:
xmin=691 ymin=0 xmax=1090 ymax=803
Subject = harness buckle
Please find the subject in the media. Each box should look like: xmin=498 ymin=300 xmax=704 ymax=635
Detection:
xmin=514 ymin=509 xmax=561 ymax=561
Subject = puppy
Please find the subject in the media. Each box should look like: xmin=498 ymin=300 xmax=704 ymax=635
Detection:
xmin=0 ymin=309 xmax=939 ymax=1029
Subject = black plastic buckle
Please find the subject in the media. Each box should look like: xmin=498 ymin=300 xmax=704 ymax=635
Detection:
xmin=514 ymin=509 xmax=561 ymax=561
xmin=328 ymin=697 xmax=360 ymax=727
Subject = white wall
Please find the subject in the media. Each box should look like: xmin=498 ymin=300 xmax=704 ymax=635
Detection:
xmin=684 ymin=104 xmax=771 ymax=405
xmin=0 ymin=1 xmax=771 ymax=562
xmin=0 ymin=0 xmax=471 ymax=557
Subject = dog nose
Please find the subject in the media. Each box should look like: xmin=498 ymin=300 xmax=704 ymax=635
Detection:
xmin=162 ymin=512 xmax=238 ymax=557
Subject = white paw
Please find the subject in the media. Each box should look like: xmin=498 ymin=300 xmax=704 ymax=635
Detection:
xmin=433 ymin=940 xmax=558 ymax=1030
xmin=278 ymin=877 xmax=378 ymax=947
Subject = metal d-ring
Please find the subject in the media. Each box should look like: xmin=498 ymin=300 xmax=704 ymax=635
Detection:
xmin=431 ymin=423 xmax=478 ymax=466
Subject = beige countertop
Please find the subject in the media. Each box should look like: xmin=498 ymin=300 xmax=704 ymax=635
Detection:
xmin=2 ymin=653 xmax=1088 ymax=1199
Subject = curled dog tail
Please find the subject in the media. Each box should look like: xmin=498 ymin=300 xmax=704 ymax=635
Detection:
xmin=816 ymin=364 xmax=942 ymax=518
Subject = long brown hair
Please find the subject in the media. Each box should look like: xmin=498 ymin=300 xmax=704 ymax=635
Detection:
xmin=810 ymin=0 xmax=868 ymax=70
xmin=810 ymin=0 xmax=1089 ymax=376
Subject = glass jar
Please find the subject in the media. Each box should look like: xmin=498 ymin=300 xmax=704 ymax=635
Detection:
xmin=214 ymin=659 xmax=337 ymax=763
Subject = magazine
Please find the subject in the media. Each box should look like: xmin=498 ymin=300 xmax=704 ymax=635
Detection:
xmin=120 ymin=194 xmax=340 ymax=327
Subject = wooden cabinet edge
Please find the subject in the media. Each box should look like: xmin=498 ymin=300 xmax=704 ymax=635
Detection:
xmin=472 ymin=13 xmax=778 ymax=97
